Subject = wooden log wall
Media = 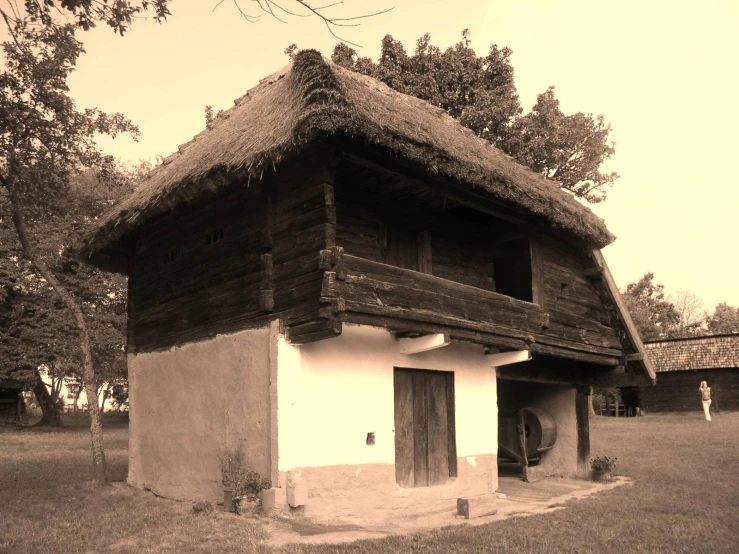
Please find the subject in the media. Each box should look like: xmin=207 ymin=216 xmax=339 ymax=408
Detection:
xmin=329 ymin=254 xmax=623 ymax=363
xmin=335 ymin=196 xmax=495 ymax=291
xmin=639 ymin=368 xmax=739 ymax=412
xmin=129 ymin=158 xmax=335 ymax=352
xmin=130 ymin=183 xmax=267 ymax=352
xmin=335 ymin=183 xmax=622 ymax=363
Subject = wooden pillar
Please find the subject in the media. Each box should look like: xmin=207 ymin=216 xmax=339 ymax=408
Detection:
xmin=576 ymin=387 xmax=591 ymax=477
xmin=517 ymin=409 xmax=528 ymax=480
xmin=259 ymin=196 xmax=274 ymax=312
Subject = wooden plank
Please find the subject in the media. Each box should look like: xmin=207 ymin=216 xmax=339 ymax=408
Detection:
xmin=343 ymin=255 xmax=543 ymax=312
xmin=393 ymin=369 xmax=415 ymax=487
xmin=342 ymin=312 xmax=530 ymax=352
xmin=386 ymin=224 xmax=419 ymax=271
xmin=590 ymin=249 xmax=656 ymax=382
xmin=496 ymin=362 xmax=586 ymax=385
xmin=287 ymin=318 xmax=341 ymax=338
xmin=426 ymin=371 xmax=450 ymax=485
xmin=445 ymin=372 xmax=458 ymax=479
xmin=418 ymin=230 xmax=433 ymax=275
xmin=259 ymin=253 xmax=274 ymax=312
xmin=576 ymin=389 xmax=590 ymax=476
xmin=341 ymin=150 xmax=531 ymax=228
xmin=530 ymin=236 xmax=547 ymax=308
xmin=529 ymin=343 xmax=619 ymax=367
xmin=412 ymin=371 xmax=429 ymax=487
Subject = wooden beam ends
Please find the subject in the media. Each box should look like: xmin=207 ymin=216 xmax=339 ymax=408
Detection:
xmin=397 ymin=332 xmax=451 ymax=355
xmin=486 ymin=349 xmax=531 ymax=367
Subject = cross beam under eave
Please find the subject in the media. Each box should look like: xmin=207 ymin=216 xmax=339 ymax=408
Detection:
xmin=397 ymin=333 xmax=451 ymax=355
xmin=486 ymin=349 xmax=531 ymax=367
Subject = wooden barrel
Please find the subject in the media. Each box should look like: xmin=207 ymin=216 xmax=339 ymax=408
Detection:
xmin=521 ymin=407 xmax=557 ymax=454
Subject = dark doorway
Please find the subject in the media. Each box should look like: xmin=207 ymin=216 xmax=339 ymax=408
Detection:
xmin=393 ymin=368 xmax=457 ymax=487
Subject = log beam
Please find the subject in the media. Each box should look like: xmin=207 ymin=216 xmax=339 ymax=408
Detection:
xmin=486 ymin=349 xmax=531 ymax=367
xmin=397 ymin=332 xmax=451 ymax=355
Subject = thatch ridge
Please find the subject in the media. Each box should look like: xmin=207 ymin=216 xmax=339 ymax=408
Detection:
xmin=78 ymin=50 xmax=614 ymax=263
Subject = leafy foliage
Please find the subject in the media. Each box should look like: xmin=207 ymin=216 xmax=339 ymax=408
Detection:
xmin=0 ymin=21 xmax=140 ymax=212
xmin=706 ymin=302 xmax=739 ymax=335
xmin=591 ymin=455 xmax=617 ymax=472
xmin=0 ymin=167 xmax=135 ymax=399
xmin=330 ymin=30 xmax=618 ymax=202
xmin=622 ymin=273 xmax=681 ymax=341
xmin=220 ymin=446 xmax=272 ymax=501
xmin=7 ymin=0 xmax=171 ymax=35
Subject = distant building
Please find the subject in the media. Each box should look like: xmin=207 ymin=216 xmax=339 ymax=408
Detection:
xmin=637 ymin=334 xmax=739 ymax=412
xmin=0 ymin=380 xmax=25 ymax=424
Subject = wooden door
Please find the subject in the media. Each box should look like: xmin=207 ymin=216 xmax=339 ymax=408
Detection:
xmin=386 ymin=225 xmax=419 ymax=271
xmin=394 ymin=368 xmax=457 ymax=487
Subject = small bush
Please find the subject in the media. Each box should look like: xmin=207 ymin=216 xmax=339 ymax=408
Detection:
xmin=590 ymin=456 xmax=617 ymax=475
xmin=219 ymin=447 xmax=272 ymax=502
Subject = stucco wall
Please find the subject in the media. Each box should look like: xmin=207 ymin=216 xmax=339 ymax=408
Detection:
xmin=128 ymin=327 xmax=272 ymax=501
xmin=276 ymin=324 xmax=499 ymax=519
xmin=497 ymin=380 xmax=578 ymax=476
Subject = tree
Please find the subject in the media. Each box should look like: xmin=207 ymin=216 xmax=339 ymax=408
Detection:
xmin=706 ymin=302 xmax=739 ymax=335
xmin=0 ymin=20 xmax=138 ymax=483
xmin=2 ymin=168 xmax=133 ymax=424
xmin=621 ymin=273 xmax=681 ymax=341
xmin=669 ymin=289 xmax=706 ymax=338
xmin=503 ymin=87 xmax=617 ymax=203
xmin=330 ymin=30 xmax=618 ymax=202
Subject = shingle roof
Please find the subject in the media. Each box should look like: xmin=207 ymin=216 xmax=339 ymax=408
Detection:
xmin=644 ymin=334 xmax=739 ymax=372
xmin=77 ymin=49 xmax=614 ymax=267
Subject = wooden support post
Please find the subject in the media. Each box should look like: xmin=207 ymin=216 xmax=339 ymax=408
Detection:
xmin=16 ymin=394 xmax=22 ymax=426
xmin=614 ymin=394 xmax=619 ymax=418
xmin=417 ymin=230 xmax=432 ymax=275
xmin=259 ymin=253 xmax=274 ymax=312
xmin=517 ymin=409 xmax=528 ymax=479
xmin=576 ymin=387 xmax=591 ymax=477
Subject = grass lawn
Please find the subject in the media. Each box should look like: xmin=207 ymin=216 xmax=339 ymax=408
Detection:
xmin=1 ymin=412 xmax=738 ymax=553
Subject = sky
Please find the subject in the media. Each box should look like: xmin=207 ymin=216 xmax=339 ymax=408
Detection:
xmin=54 ymin=0 xmax=739 ymax=311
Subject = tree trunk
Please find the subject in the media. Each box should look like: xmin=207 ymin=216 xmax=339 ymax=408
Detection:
xmin=10 ymin=187 xmax=107 ymax=484
xmin=32 ymin=372 xmax=64 ymax=427
xmin=588 ymin=387 xmax=596 ymax=416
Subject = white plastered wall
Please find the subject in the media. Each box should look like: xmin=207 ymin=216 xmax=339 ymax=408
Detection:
xmin=276 ymin=323 xmax=498 ymax=472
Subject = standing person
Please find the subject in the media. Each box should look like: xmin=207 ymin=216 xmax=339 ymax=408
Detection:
xmin=699 ymin=381 xmax=712 ymax=421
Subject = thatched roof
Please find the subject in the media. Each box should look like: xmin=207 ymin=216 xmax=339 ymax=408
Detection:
xmin=78 ymin=50 xmax=614 ymax=265
xmin=645 ymin=334 xmax=739 ymax=373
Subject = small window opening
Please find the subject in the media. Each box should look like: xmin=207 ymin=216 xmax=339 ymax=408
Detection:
xmin=492 ymin=237 xmax=533 ymax=302
xmin=205 ymin=228 xmax=225 ymax=245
